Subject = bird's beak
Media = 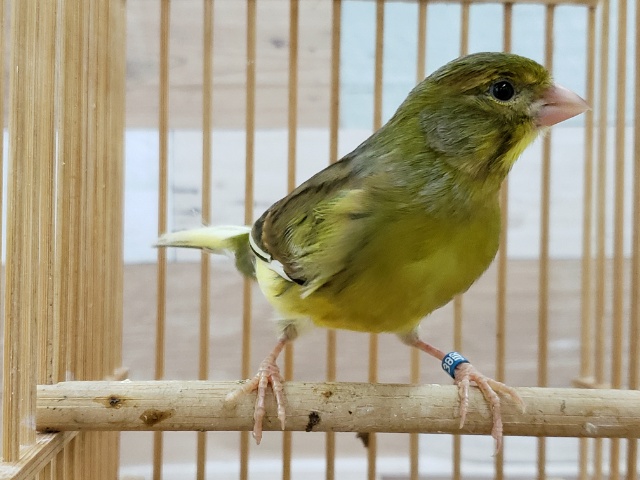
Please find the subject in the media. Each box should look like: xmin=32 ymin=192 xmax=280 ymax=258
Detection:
xmin=536 ymin=84 xmax=589 ymax=127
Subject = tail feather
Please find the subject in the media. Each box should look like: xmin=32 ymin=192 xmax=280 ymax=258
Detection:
xmin=155 ymin=225 xmax=255 ymax=279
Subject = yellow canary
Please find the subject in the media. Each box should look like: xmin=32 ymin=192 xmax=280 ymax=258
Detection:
xmin=157 ymin=52 xmax=588 ymax=450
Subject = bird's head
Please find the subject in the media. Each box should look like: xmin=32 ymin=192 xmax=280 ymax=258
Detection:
xmin=391 ymin=52 xmax=588 ymax=187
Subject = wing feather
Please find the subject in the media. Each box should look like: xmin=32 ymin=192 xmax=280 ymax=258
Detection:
xmin=251 ymin=156 xmax=373 ymax=295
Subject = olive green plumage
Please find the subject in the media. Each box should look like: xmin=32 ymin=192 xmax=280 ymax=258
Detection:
xmin=246 ymin=52 xmax=550 ymax=334
xmin=156 ymin=52 xmax=587 ymax=448
xmin=158 ymin=52 xmax=557 ymax=334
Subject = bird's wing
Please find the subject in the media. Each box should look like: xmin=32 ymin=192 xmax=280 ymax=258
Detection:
xmin=251 ymin=158 xmax=373 ymax=297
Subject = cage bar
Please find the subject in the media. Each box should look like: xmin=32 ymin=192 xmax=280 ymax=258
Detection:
xmin=325 ymin=2 xmax=342 ymax=479
xmin=410 ymin=3 xmax=428 ymax=479
xmin=366 ymin=2 xmax=385 ymax=479
xmin=196 ymin=1 xmax=214 ymax=478
xmin=153 ymin=1 xmax=171 ymax=478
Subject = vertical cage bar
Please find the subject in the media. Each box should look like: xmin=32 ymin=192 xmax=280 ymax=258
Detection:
xmin=103 ymin=1 xmax=124 ymax=473
xmin=87 ymin=0 xmax=103 ymax=473
xmin=154 ymin=1 xmax=171 ymax=478
xmin=287 ymin=0 xmax=299 ymax=194
xmin=20 ymin=0 xmax=38 ymax=450
xmin=0 ymin=9 xmax=5 ymax=460
xmin=3 ymin=0 xmax=40 ymax=461
xmin=578 ymin=6 xmax=597 ymax=479
xmin=367 ymin=2 xmax=384 ymax=479
xmin=240 ymin=2 xmax=257 ymax=479
xmin=452 ymin=5 xmax=470 ymax=478
xmin=594 ymin=0 xmax=611 ymax=475
xmin=579 ymin=4 xmax=597 ymax=389
xmin=410 ymin=2 xmax=427 ymax=479
xmin=537 ymin=6 xmax=555 ymax=479
xmin=18 ymin=0 xmax=38 ymax=449
xmin=627 ymin=0 xmax=640 ymax=474
xmin=0 ymin=0 xmax=5 ymax=281
xmin=610 ymin=0 xmax=627 ymax=474
xmin=56 ymin=450 xmax=65 ymax=480
xmin=0 ymin=0 xmax=17 ymax=461
xmin=55 ymin=0 xmax=89 ymax=475
xmin=35 ymin=0 xmax=58 ymax=390
xmin=99 ymin=0 xmax=111 ymax=464
xmin=197 ymin=1 xmax=214 ymax=479
xmin=495 ymin=5 xmax=513 ymax=480
xmin=106 ymin=0 xmax=126 ymax=475
xmin=91 ymin=1 xmax=101 ymax=474
xmin=594 ymin=0 xmax=611 ymax=392
xmin=325 ymin=2 xmax=341 ymax=479
xmin=282 ymin=1 xmax=299 ymax=478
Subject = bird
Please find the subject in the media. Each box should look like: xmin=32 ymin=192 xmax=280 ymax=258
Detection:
xmin=156 ymin=52 xmax=588 ymax=452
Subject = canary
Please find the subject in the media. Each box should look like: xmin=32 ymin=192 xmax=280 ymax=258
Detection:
xmin=156 ymin=52 xmax=588 ymax=451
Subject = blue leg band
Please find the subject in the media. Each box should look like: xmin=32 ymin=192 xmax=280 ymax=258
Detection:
xmin=441 ymin=351 xmax=470 ymax=379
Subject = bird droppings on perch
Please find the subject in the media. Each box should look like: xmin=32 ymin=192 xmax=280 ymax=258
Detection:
xmin=583 ymin=422 xmax=598 ymax=435
xmin=36 ymin=380 xmax=640 ymax=441
xmin=305 ymin=411 xmax=321 ymax=432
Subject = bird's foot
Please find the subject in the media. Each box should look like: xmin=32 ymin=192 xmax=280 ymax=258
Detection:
xmin=453 ymin=362 xmax=525 ymax=453
xmin=226 ymin=355 xmax=287 ymax=445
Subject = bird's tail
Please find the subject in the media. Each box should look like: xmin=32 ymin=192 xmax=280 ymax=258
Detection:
xmin=155 ymin=225 xmax=256 ymax=279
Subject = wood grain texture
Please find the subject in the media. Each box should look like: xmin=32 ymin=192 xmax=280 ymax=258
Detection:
xmin=0 ymin=433 xmax=76 ymax=480
xmin=37 ymin=380 xmax=640 ymax=438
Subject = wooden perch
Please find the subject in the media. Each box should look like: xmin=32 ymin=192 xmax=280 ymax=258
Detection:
xmin=37 ymin=380 xmax=640 ymax=438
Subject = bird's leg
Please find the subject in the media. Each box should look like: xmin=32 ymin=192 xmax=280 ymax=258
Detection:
xmin=226 ymin=324 xmax=297 ymax=445
xmin=399 ymin=331 xmax=524 ymax=453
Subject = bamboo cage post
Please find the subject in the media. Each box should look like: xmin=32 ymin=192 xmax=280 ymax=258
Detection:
xmin=34 ymin=2 xmax=59 ymax=479
xmin=629 ymin=0 xmax=640 ymax=474
xmin=56 ymin=0 xmax=91 ymax=476
xmin=0 ymin=0 xmax=5 ymax=281
xmin=3 ymin=0 xmax=38 ymax=461
xmin=107 ymin=1 xmax=127 ymax=476
xmin=0 ymin=0 xmax=125 ymax=476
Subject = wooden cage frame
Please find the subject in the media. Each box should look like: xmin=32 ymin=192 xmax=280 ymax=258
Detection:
xmin=0 ymin=0 xmax=638 ymax=479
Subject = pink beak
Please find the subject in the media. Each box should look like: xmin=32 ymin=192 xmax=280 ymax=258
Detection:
xmin=536 ymin=84 xmax=589 ymax=127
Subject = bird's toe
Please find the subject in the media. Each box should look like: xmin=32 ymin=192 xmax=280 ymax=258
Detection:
xmin=453 ymin=362 xmax=520 ymax=453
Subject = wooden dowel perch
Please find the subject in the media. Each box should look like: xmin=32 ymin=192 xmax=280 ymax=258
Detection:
xmin=37 ymin=381 xmax=640 ymax=438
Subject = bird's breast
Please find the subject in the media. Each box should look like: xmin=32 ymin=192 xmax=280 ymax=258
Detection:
xmin=257 ymin=206 xmax=501 ymax=335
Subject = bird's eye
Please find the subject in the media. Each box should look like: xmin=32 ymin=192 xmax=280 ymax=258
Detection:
xmin=491 ymin=81 xmax=515 ymax=102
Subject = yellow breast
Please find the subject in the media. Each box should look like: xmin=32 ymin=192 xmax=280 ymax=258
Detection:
xmin=256 ymin=206 xmax=500 ymax=335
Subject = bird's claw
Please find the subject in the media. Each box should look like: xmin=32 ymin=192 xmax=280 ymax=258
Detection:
xmin=226 ymin=357 xmax=286 ymax=445
xmin=453 ymin=362 xmax=524 ymax=454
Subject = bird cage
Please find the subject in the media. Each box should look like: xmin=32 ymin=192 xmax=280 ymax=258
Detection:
xmin=0 ymin=0 xmax=638 ymax=479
